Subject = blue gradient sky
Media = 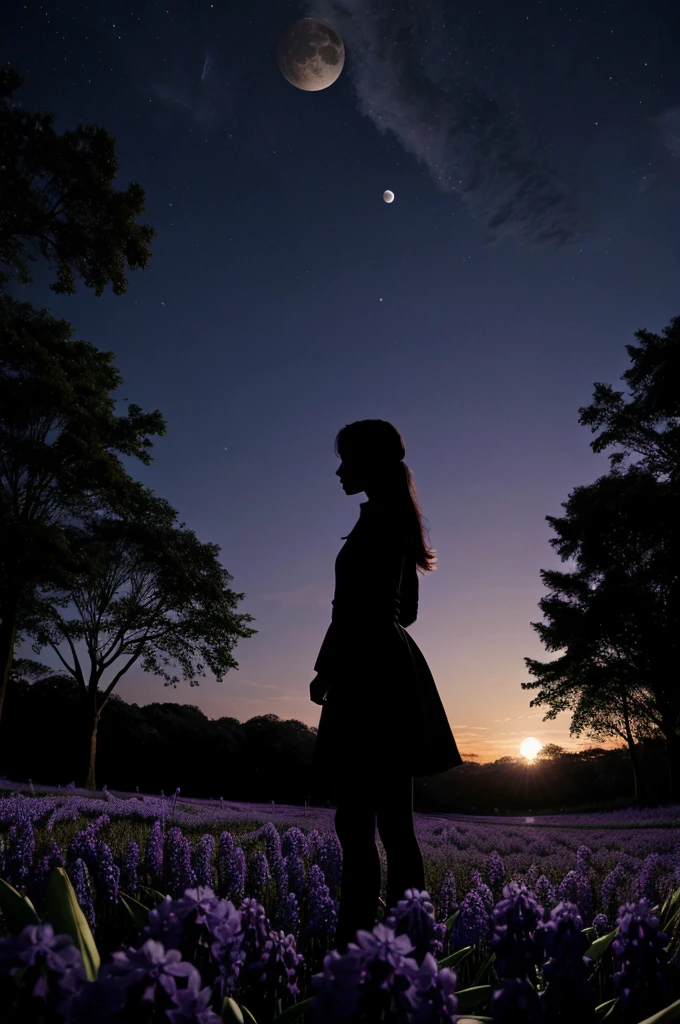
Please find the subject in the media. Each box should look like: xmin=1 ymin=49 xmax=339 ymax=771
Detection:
xmin=4 ymin=0 xmax=679 ymax=762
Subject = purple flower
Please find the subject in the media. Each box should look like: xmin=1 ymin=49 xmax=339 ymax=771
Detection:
xmin=490 ymin=882 xmax=544 ymax=981
xmin=121 ymin=841 xmax=140 ymax=895
xmin=613 ymin=898 xmax=672 ymax=1021
xmin=217 ymin=831 xmax=234 ymax=897
xmin=536 ymin=901 xmax=595 ymax=1019
xmin=491 ymin=977 xmax=545 ymax=1023
xmin=534 ymin=875 xmax=556 ymax=910
xmin=592 ymin=912 xmax=610 ymax=936
xmin=145 ymin=820 xmax=164 ymax=887
xmin=601 ymin=861 xmax=630 ymax=923
xmin=305 ymin=863 xmax=338 ymax=941
xmin=632 ymin=853 xmax=664 ymax=905
xmin=399 ymin=953 xmax=459 ymax=1023
xmin=70 ymin=857 xmax=96 ymax=930
xmin=471 ymin=867 xmax=495 ymax=912
xmin=5 ymin=798 xmax=35 ymax=889
xmin=167 ymin=827 xmax=197 ymax=898
xmin=385 ymin=888 xmax=447 ymax=965
xmin=281 ymin=827 xmax=309 ymax=858
xmin=166 ymin=965 xmax=222 ymax=1022
xmin=193 ymin=835 xmax=215 ymax=890
xmin=104 ymin=938 xmax=198 ymax=1003
xmin=95 ymin=841 xmax=120 ymax=903
xmin=575 ymin=845 xmax=593 ymax=875
xmin=438 ymin=871 xmax=458 ymax=922
xmin=317 ymin=833 xmax=343 ymax=890
xmin=284 ymin=852 xmax=306 ymax=899
xmin=69 ymin=815 xmax=110 ymax=872
xmin=0 ymin=922 xmax=86 ymax=1013
xmin=254 ymin=929 xmax=306 ymax=1015
xmin=488 ymin=851 xmax=506 ymax=897
xmin=210 ymin=900 xmax=246 ymax=1002
xmin=247 ymin=851 xmax=271 ymax=897
xmin=451 ymin=888 xmax=490 ymax=948
xmin=144 ymin=895 xmax=184 ymax=951
xmin=274 ymin=892 xmax=300 ymax=936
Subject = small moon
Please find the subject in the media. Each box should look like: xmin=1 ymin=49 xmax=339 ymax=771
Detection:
xmin=383 ymin=190 xmax=395 ymax=203
xmin=277 ymin=18 xmax=345 ymax=92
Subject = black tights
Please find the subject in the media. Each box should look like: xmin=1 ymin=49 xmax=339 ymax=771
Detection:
xmin=333 ymin=770 xmax=425 ymax=952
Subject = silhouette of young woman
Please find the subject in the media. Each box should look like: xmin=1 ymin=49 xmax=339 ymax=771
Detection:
xmin=309 ymin=419 xmax=463 ymax=953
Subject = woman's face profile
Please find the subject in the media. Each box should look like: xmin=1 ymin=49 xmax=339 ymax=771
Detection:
xmin=336 ymin=452 xmax=368 ymax=495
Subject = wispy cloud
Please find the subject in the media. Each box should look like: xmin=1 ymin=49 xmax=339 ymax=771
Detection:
xmin=309 ymin=0 xmax=588 ymax=245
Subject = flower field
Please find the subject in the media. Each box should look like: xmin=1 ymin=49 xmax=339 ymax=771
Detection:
xmin=1 ymin=783 xmax=679 ymax=1023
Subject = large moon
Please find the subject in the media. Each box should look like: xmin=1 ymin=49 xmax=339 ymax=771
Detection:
xmin=277 ymin=18 xmax=345 ymax=92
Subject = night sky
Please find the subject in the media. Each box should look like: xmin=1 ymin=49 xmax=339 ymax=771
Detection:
xmin=4 ymin=0 xmax=679 ymax=763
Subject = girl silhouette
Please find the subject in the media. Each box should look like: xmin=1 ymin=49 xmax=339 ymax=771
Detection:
xmin=309 ymin=419 xmax=463 ymax=953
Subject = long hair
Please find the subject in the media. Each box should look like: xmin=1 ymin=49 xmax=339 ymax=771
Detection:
xmin=334 ymin=419 xmax=436 ymax=574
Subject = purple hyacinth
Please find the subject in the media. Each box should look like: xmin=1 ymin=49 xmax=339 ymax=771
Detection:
xmin=0 ymin=922 xmax=87 ymax=1017
xmin=575 ymin=845 xmax=593 ymax=875
xmin=145 ymin=820 xmax=164 ymax=887
xmin=121 ymin=841 xmax=140 ymax=896
xmin=193 ymin=834 xmax=215 ymax=890
xmin=28 ymin=839 xmax=64 ymax=907
xmin=399 ymin=953 xmax=459 ymax=1023
xmin=601 ymin=862 xmax=629 ymax=923
xmin=317 ymin=833 xmax=343 ymax=890
xmin=450 ymin=888 xmax=490 ymax=948
xmin=261 ymin=823 xmax=288 ymax=898
xmin=210 ymin=899 xmax=246 ymax=1002
xmin=310 ymin=923 xmax=420 ymax=1022
xmin=632 ymin=853 xmax=664 ymax=905
xmin=284 ymin=852 xmax=306 ymax=899
xmin=534 ymin=875 xmax=556 ymax=910
xmin=95 ymin=841 xmax=120 ymax=903
xmin=592 ymin=912 xmax=610 ymax=936
xmin=255 ymin=929 xmax=306 ymax=1016
xmin=165 ymin=965 xmax=223 ymax=1023
xmin=226 ymin=847 xmax=246 ymax=905
xmin=438 ymin=871 xmax=458 ymax=922
xmin=488 ymin=851 xmax=506 ymax=897
xmin=305 ymin=863 xmax=338 ymax=941
xmin=5 ymin=797 xmax=35 ymax=889
xmin=471 ymin=867 xmax=495 ymax=912
xmin=491 ymin=977 xmax=545 ymax=1023
xmin=274 ymin=892 xmax=300 ymax=936
xmin=385 ymin=888 xmax=447 ymax=965
xmin=247 ymin=851 xmax=271 ymax=898
xmin=69 ymin=857 xmax=96 ymax=930
xmin=98 ymin=938 xmax=198 ymax=1014
xmin=167 ymin=827 xmax=197 ymax=898
xmin=144 ymin=895 xmax=185 ymax=952
xmin=536 ymin=901 xmax=595 ymax=1019
xmin=612 ymin=898 xmax=672 ymax=1021
xmin=281 ymin=826 xmax=309 ymax=858
xmin=217 ymin=831 xmax=235 ymax=898
xmin=69 ymin=815 xmax=110 ymax=871
xmin=490 ymin=882 xmax=544 ymax=982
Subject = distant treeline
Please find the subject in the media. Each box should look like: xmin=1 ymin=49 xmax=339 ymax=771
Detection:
xmin=0 ymin=669 xmax=673 ymax=812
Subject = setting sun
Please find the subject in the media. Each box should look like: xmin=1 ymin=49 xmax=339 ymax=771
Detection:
xmin=520 ymin=737 xmax=543 ymax=760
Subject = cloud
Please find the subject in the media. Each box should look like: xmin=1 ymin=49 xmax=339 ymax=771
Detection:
xmin=308 ymin=0 xmax=588 ymax=245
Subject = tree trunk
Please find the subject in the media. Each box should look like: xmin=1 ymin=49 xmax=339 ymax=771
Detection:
xmin=619 ymin=691 xmax=647 ymax=806
xmin=0 ymin=596 xmax=19 ymax=734
xmin=85 ymin=706 xmax=100 ymax=791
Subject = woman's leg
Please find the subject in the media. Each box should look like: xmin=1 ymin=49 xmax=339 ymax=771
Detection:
xmin=333 ymin=770 xmax=381 ymax=952
xmin=376 ymin=773 xmax=425 ymax=914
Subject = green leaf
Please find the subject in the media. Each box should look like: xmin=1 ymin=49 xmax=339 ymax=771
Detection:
xmin=138 ymin=885 xmax=167 ymax=908
xmin=455 ymin=985 xmax=491 ymax=1014
xmin=438 ymin=945 xmax=473 ymax=970
xmin=585 ymin=926 xmax=618 ymax=960
xmin=222 ymin=998 xmax=246 ymax=1023
xmin=274 ymin=997 xmax=313 ymax=1022
xmin=455 ymin=1018 xmax=493 ymax=1023
xmin=0 ymin=877 xmax=41 ymax=932
xmin=473 ymin=951 xmax=496 ymax=986
xmin=634 ymin=998 xmax=680 ymax=1024
xmin=595 ymin=998 xmax=617 ymax=1019
xmin=120 ymin=891 xmax=150 ymax=929
xmin=444 ymin=909 xmax=460 ymax=930
xmin=46 ymin=867 xmax=100 ymax=981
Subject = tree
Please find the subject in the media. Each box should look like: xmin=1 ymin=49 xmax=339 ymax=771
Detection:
xmin=22 ymin=481 xmax=257 ymax=789
xmin=0 ymin=67 xmax=154 ymax=295
xmin=578 ymin=315 xmax=680 ymax=482
xmin=522 ymin=465 xmax=680 ymax=800
xmin=0 ymin=294 xmax=166 ymax=729
xmin=535 ymin=743 xmax=566 ymax=760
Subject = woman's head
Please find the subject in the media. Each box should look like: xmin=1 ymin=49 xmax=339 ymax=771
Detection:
xmin=334 ymin=419 xmax=436 ymax=573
